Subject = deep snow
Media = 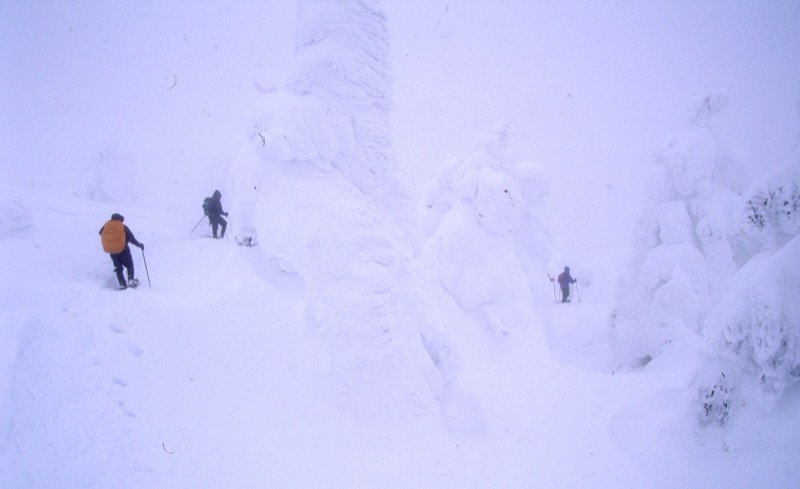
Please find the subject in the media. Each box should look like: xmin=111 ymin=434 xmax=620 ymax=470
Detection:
xmin=2 ymin=188 xmax=797 ymax=487
xmin=2 ymin=1 xmax=800 ymax=488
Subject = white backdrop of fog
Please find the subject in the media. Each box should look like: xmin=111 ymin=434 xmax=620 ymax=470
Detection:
xmin=386 ymin=0 xmax=800 ymax=259
xmin=2 ymin=0 xmax=799 ymax=253
xmin=1 ymin=1 xmax=297 ymax=211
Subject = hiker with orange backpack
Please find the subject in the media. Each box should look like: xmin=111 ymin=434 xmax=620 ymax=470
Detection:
xmin=99 ymin=213 xmax=144 ymax=290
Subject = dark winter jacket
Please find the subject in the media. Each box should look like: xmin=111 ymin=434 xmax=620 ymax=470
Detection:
xmin=558 ymin=268 xmax=576 ymax=288
xmin=207 ymin=190 xmax=227 ymax=218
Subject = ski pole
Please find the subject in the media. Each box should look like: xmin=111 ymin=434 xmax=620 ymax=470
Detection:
xmin=575 ymin=281 xmax=581 ymax=302
xmin=191 ymin=215 xmax=206 ymax=233
xmin=141 ymin=248 xmax=152 ymax=288
xmin=547 ymin=274 xmax=557 ymax=302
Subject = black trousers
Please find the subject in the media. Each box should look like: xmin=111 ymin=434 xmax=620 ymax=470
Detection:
xmin=210 ymin=215 xmax=227 ymax=238
xmin=110 ymin=247 xmax=134 ymax=286
xmin=561 ymin=286 xmax=570 ymax=302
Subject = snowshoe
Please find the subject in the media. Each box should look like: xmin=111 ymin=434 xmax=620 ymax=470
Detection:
xmin=128 ymin=278 xmax=140 ymax=288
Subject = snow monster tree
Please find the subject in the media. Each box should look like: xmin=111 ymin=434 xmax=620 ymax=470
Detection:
xmin=611 ymin=93 xmax=744 ymax=368
xmin=417 ymin=124 xmax=552 ymax=336
xmin=227 ymin=0 xmax=442 ymax=409
xmin=699 ymin=157 xmax=800 ymax=424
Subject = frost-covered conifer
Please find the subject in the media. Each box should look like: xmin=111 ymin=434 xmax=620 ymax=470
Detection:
xmin=418 ymin=124 xmax=551 ymax=335
xmin=741 ymin=160 xmax=800 ymax=252
xmin=699 ymin=158 xmax=800 ymax=417
xmin=611 ymin=92 xmax=743 ymax=366
xmin=226 ymin=0 xmax=441 ymax=404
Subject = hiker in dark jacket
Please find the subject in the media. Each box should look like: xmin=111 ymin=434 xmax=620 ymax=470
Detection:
xmin=207 ymin=190 xmax=228 ymax=239
xmin=557 ymin=266 xmax=577 ymax=303
xmin=99 ymin=213 xmax=144 ymax=289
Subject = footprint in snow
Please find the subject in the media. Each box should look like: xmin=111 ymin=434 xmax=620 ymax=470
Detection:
xmin=114 ymin=399 xmax=137 ymax=418
xmin=109 ymin=322 xmax=126 ymax=334
xmin=112 ymin=376 xmax=128 ymax=387
xmin=109 ymin=315 xmax=131 ymax=333
xmin=127 ymin=342 xmax=144 ymax=357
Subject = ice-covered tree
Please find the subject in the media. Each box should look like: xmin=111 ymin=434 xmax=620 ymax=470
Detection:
xmin=697 ymin=157 xmax=800 ymax=423
xmin=611 ymin=92 xmax=744 ymax=367
xmin=226 ymin=0 xmax=441 ymax=405
xmin=417 ymin=124 xmax=552 ymax=336
xmin=616 ymin=93 xmax=800 ymax=424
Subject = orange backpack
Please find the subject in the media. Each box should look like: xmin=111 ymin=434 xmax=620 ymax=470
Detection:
xmin=101 ymin=220 xmax=126 ymax=254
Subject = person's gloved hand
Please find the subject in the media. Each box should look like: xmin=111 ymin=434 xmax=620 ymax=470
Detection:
xmin=138 ymin=243 xmax=145 ymax=250
xmin=223 ymin=212 xmax=229 ymax=217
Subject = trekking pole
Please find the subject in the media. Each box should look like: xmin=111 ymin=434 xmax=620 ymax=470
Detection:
xmin=575 ymin=281 xmax=581 ymax=302
xmin=191 ymin=215 xmax=206 ymax=233
xmin=547 ymin=274 xmax=557 ymax=303
xmin=141 ymin=248 xmax=152 ymax=288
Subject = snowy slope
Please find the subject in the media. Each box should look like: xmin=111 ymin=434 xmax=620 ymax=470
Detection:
xmin=2 ymin=0 xmax=800 ymax=488
xmin=0 ymin=188 xmax=648 ymax=488
xmin=2 ymin=188 xmax=798 ymax=488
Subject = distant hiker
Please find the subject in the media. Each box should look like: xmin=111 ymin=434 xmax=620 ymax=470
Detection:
xmin=557 ymin=266 xmax=577 ymax=303
xmin=203 ymin=190 xmax=228 ymax=239
xmin=99 ymin=213 xmax=144 ymax=290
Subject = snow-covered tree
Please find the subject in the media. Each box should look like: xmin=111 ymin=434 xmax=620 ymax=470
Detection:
xmin=611 ymin=92 xmax=744 ymax=367
xmin=226 ymin=0 xmax=441 ymax=405
xmin=417 ymin=124 xmax=551 ymax=336
xmin=698 ymin=157 xmax=800 ymax=422
xmin=618 ymin=95 xmax=800 ymax=424
xmin=741 ymin=160 xmax=800 ymax=253
xmin=230 ymin=0 xmax=406 ymax=246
